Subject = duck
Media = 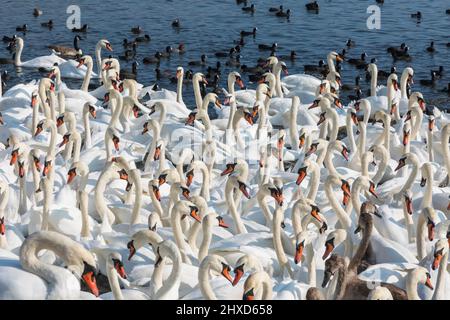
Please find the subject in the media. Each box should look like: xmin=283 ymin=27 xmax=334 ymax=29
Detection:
xmin=387 ymin=43 xmax=407 ymax=56
xmin=426 ymin=41 xmax=435 ymax=53
xmin=72 ymin=24 xmax=88 ymax=32
xmin=431 ymin=66 xmax=444 ymax=79
xmin=347 ymin=52 xmax=368 ymax=68
xmin=172 ymin=18 xmax=180 ymax=28
xmin=240 ymin=28 xmax=257 ymax=37
xmin=411 ymin=11 xmax=422 ymax=19
xmin=173 ymin=43 xmax=185 ymax=54
xmin=304 ymin=60 xmax=328 ymax=76
xmin=258 ymin=43 xmax=277 ymax=51
xmin=215 ymin=47 xmax=237 ymax=58
xmin=242 ymin=4 xmax=255 ymax=12
xmin=33 ymin=8 xmax=43 ymax=16
xmin=48 ymin=35 xmax=82 ymax=60
xmin=16 ymin=24 xmax=28 ymax=32
xmin=160 ymin=46 xmax=173 ymax=59
xmin=188 ymin=54 xmax=207 ymax=66
xmin=143 ymin=52 xmax=162 ymax=64
xmin=276 ymin=9 xmax=291 ymax=18
xmin=135 ymin=34 xmax=151 ymax=43
xmin=41 ymin=20 xmax=54 ymax=28
xmin=419 ymin=72 xmax=437 ymax=87
xmin=278 ymin=51 xmax=297 ymax=61
xmin=120 ymin=61 xmax=138 ymax=80
xmin=305 ymin=1 xmax=319 ymax=11
xmin=269 ymin=5 xmax=283 ymax=12
xmin=346 ymin=39 xmax=356 ymax=48
xmin=131 ymin=26 xmax=143 ymax=34
xmin=391 ymin=46 xmax=412 ymax=61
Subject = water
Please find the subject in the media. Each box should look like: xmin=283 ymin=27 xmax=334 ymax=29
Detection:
xmin=1 ymin=0 xmax=449 ymax=109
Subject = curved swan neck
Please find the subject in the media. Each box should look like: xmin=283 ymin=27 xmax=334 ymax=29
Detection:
xmin=432 ymin=250 xmax=448 ymax=300
xmin=199 ymin=257 xmax=217 ymax=300
xmin=81 ymin=58 xmax=92 ymax=92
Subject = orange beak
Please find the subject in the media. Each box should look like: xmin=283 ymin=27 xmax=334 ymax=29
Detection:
xmin=390 ymin=104 xmax=397 ymax=116
xmin=34 ymin=158 xmax=41 ymax=172
xmin=43 ymin=163 xmax=51 ymax=177
xmin=18 ymin=163 xmax=25 ymax=178
xmin=67 ymin=171 xmax=76 ymax=184
xmin=31 ymin=96 xmax=37 ymax=108
xmin=153 ymin=187 xmax=161 ymax=201
xmin=419 ymin=99 xmax=426 ymax=111
xmin=294 ymin=242 xmax=304 ymax=264
xmin=236 ymin=78 xmax=245 ymax=89
xmin=76 ymin=60 xmax=84 ymax=68
xmin=310 ymin=207 xmax=322 ymax=223
xmin=133 ymin=106 xmax=139 ymax=118
xmin=425 ymin=276 xmax=434 ymax=290
xmin=82 ymin=272 xmax=99 ymax=297
xmin=10 ymin=151 xmax=18 ymax=166
xmin=403 ymin=131 xmax=410 ymax=146
xmin=221 ymin=265 xmax=233 ymax=283
xmin=115 ymin=262 xmax=127 ymax=279
xmin=323 ymin=242 xmax=334 ymax=260
xmin=220 ymin=165 xmax=234 ymax=176
xmin=190 ymin=208 xmax=201 ymax=223
xmin=186 ymin=173 xmax=194 ymax=187
xmin=428 ymin=119 xmax=435 ymax=132
xmin=405 ymin=196 xmax=413 ymax=215
xmin=428 ymin=222 xmax=435 ymax=241
xmin=233 ymin=267 xmax=244 ymax=286
xmin=296 ymin=169 xmax=307 ymax=186
xmin=153 ymin=146 xmax=161 ymax=161
xmin=299 ymin=135 xmax=305 ymax=148
xmin=0 ymin=219 xmax=5 ymax=235
xmin=34 ymin=126 xmax=43 ymax=137
xmin=113 ymin=138 xmax=119 ymax=151
xmin=218 ymin=217 xmax=229 ymax=228
xmin=432 ymin=254 xmax=442 ymax=271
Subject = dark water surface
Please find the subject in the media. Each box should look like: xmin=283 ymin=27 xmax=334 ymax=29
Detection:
xmin=1 ymin=0 xmax=449 ymax=108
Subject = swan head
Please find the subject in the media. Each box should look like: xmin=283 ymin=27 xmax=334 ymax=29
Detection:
xmin=67 ymin=161 xmax=88 ymax=184
xmin=176 ymin=66 xmax=184 ymax=79
xmin=432 ymin=239 xmax=449 ymax=271
xmin=83 ymin=102 xmax=96 ymax=118
xmin=402 ymin=67 xmax=414 ymax=84
xmin=409 ymin=92 xmax=425 ymax=110
xmin=420 ymin=163 xmax=433 ymax=187
xmin=107 ymin=252 xmax=127 ymax=279
xmin=422 ymin=207 xmax=437 ymax=241
xmin=388 ymin=73 xmax=399 ymax=91
xmin=264 ymin=56 xmax=278 ymax=68
xmin=323 ymin=229 xmax=348 ymax=260
xmin=99 ymin=39 xmax=113 ymax=51
xmin=294 ymin=231 xmax=311 ymax=264
xmin=201 ymin=255 xmax=233 ymax=283
xmin=232 ymin=254 xmax=261 ymax=286
xmin=77 ymin=55 xmax=92 ymax=68
xmin=148 ymin=212 xmax=162 ymax=232
xmin=127 ymin=229 xmax=163 ymax=260
xmin=322 ymin=254 xmax=345 ymax=288
xmin=407 ymin=267 xmax=434 ymax=291
xmin=328 ymin=51 xmax=344 ymax=63
xmin=267 ymin=183 xmax=284 ymax=206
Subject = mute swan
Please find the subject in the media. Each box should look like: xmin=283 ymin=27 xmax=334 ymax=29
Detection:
xmin=12 ymin=37 xmax=66 ymax=68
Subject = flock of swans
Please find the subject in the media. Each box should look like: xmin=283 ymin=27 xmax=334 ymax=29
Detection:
xmin=0 ymin=35 xmax=449 ymax=300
